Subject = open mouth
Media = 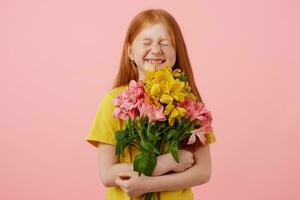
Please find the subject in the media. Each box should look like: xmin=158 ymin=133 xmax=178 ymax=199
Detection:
xmin=145 ymin=59 xmax=166 ymax=67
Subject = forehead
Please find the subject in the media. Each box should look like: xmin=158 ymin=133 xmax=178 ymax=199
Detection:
xmin=135 ymin=23 xmax=172 ymax=41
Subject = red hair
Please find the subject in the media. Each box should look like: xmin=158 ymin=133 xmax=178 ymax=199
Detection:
xmin=113 ymin=9 xmax=204 ymax=103
xmin=113 ymin=9 xmax=209 ymax=151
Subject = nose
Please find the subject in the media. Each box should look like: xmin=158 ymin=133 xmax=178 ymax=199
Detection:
xmin=149 ymin=44 xmax=163 ymax=55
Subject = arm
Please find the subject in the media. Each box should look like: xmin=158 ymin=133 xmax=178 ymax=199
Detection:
xmin=97 ymin=142 xmax=177 ymax=187
xmin=144 ymin=144 xmax=212 ymax=193
xmin=115 ymin=144 xmax=212 ymax=197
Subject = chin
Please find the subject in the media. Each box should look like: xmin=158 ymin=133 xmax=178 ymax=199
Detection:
xmin=142 ymin=64 xmax=155 ymax=71
xmin=143 ymin=62 xmax=169 ymax=71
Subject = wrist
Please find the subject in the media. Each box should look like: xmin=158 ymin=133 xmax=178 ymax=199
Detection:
xmin=151 ymin=153 xmax=170 ymax=176
xmin=160 ymin=153 xmax=174 ymax=172
xmin=142 ymin=175 xmax=155 ymax=193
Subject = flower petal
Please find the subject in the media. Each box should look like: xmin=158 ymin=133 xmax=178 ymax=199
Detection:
xmin=187 ymin=133 xmax=197 ymax=145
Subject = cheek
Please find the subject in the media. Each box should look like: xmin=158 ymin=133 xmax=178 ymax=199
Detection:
xmin=134 ymin=49 xmax=148 ymax=61
xmin=165 ymin=49 xmax=176 ymax=64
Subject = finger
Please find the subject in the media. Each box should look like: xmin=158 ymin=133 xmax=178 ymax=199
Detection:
xmin=119 ymin=175 xmax=130 ymax=180
xmin=118 ymin=185 xmax=128 ymax=194
xmin=118 ymin=185 xmax=127 ymax=192
xmin=115 ymin=177 xmax=125 ymax=187
xmin=117 ymin=171 xmax=132 ymax=180
xmin=117 ymin=171 xmax=131 ymax=176
xmin=115 ymin=177 xmax=129 ymax=188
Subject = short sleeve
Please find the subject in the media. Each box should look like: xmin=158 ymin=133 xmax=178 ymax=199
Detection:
xmin=86 ymin=93 xmax=120 ymax=148
xmin=205 ymin=132 xmax=216 ymax=144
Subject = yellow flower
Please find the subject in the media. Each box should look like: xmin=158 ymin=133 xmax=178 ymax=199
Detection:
xmin=164 ymin=103 xmax=174 ymax=116
xmin=168 ymin=107 xmax=187 ymax=126
xmin=187 ymin=92 xmax=197 ymax=101
xmin=176 ymin=107 xmax=187 ymax=118
xmin=172 ymin=69 xmax=181 ymax=77
xmin=182 ymin=81 xmax=197 ymax=100
xmin=150 ymin=84 xmax=161 ymax=96
xmin=160 ymin=94 xmax=173 ymax=104
xmin=184 ymin=81 xmax=192 ymax=92
xmin=142 ymin=64 xmax=198 ymax=125
xmin=169 ymin=79 xmax=186 ymax=101
xmin=144 ymin=65 xmax=173 ymax=97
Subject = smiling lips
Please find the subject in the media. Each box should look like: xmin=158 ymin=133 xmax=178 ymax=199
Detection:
xmin=145 ymin=58 xmax=166 ymax=65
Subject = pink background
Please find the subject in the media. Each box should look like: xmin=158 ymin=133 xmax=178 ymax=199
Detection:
xmin=1 ymin=0 xmax=299 ymax=199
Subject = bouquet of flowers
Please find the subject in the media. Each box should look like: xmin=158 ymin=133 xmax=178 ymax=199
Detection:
xmin=113 ymin=64 xmax=214 ymax=200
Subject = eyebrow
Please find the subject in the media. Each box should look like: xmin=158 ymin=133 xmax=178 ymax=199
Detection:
xmin=142 ymin=37 xmax=169 ymax=41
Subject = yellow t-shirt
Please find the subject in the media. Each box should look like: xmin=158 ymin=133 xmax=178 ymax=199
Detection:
xmin=86 ymin=85 xmax=216 ymax=200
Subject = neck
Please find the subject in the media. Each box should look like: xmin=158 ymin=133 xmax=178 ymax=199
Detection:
xmin=138 ymin=69 xmax=146 ymax=81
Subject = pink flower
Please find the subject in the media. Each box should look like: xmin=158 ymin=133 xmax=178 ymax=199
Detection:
xmin=178 ymin=98 xmax=214 ymax=144
xmin=113 ymin=80 xmax=145 ymax=120
xmin=147 ymin=105 xmax=167 ymax=123
xmin=178 ymin=98 xmax=213 ymax=130
xmin=128 ymin=80 xmax=145 ymax=100
xmin=137 ymin=98 xmax=166 ymax=122
xmin=177 ymin=98 xmax=206 ymax=121
xmin=187 ymin=127 xmax=207 ymax=145
xmin=137 ymin=99 xmax=148 ymax=117
xmin=113 ymin=79 xmax=167 ymax=122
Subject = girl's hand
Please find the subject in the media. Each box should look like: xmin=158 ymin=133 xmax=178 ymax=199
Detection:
xmin=171 ymin=149 xmax=195 ymax=172
xmin=115 ymin=171 xmax=150 ymax=198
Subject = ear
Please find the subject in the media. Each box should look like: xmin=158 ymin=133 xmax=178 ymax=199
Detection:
xmin=127 ymin=43 xmax=134 ymax=60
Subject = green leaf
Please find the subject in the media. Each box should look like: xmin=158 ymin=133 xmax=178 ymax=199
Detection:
xmin=146 ymin=123 xmax=153 ymax=134
xmin=115 ymin=137 xmax=134 ymax=155
xmin=115 ymin=142 xmax=122 ymax=155
xmin=126 ymin=118 xmax=131 ymax=130
xmin=170 ymin=140 xmax=179 ymax=163
xmin=141 ymin=141 xmax=160 ymax=154
xmin=134 ymin=152 xmax=158 ymax=177
xmin=167 ymin=129 xmax=177 ymax=140
xmin=143 ymin=192 xmax=154 ymax=200
xmin=133 ymin=153 xmax=144 ymax=175
xmin=115 ymin=130 xmax=126 ymax=141
xmin=144 ymin=152 xmax=157 ymax=176
xmin=178 ymin=121 xmax=196 ymax=141
xmin=148 ymin=133 xmax=159 ymax=143
xmin=179 ymin=72 xmax=187 ymax=81
xmin=127 ymin=118 xmax=136 ymax=136
xmin=150 ymin=193 xmax=155 ymax=200
xmin=146 ymin=124 xmax=157 ymax=142
xmin=138 ymin=153 xmax=150 ymax=176
xmin=120 ymin=143 xmax=127 ymax=154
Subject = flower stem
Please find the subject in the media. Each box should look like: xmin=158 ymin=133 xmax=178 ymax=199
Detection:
xmin=136 ymin=118 xmax=145 ymax=143
xmin=158 ymin=192 xmax=161 ymax=200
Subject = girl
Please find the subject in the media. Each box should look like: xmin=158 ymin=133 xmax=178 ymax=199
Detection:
xmin=86 ymin=9 xmax=216 ymax=200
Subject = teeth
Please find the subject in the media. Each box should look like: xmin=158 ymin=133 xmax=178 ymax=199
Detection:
xmin=146 ymin=60 xmax=164 ymax=64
